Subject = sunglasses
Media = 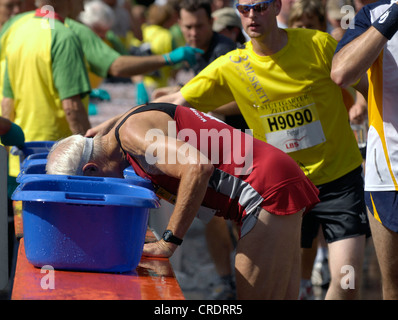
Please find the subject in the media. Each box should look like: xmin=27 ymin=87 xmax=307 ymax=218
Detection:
xmin=235 ymin=0 xmax=275 ymax=14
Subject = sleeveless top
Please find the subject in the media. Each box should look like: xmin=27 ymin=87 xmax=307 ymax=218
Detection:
xmin=115 ymin=103 xmax=319 ymax=224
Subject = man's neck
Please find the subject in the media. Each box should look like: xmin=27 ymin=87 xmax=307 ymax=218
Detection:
xmin=251 ymin=28 xmax=288 ymax=56
xmin=38 ymin=1 xmax=68 ymax=20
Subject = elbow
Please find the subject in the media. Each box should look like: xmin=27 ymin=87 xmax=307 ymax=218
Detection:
xmin=330 ymin=65 xmax=350 ymax=88
xmin=202 ymin=162 xmax=215 ymax=178
xmin=196 ymin=162 xmax=214 ymax=176
xmin=190 ymin=162 xmax=214 ymax=181
xmin=331 ymin=56 xmax=359 ymax=88
xmin=108 ymin=60 xmax=123 ymax=77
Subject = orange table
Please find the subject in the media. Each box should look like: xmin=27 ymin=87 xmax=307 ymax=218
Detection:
xmin=12 ymin=234 xmax=185 ymax=300
xmin=11 ymin=202 xmax=185 ymax=300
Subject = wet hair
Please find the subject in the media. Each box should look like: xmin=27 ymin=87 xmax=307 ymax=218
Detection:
xmin=46 ymin=134 xmax=103 ymax=176
xmin=178 ymin=0 xmax=212 ymax=19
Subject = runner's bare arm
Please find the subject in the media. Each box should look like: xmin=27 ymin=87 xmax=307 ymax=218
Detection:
xmin=118 ymin=114 xmax=214 ymax=257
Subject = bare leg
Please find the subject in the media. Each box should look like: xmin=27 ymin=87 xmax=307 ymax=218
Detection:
xmin=325 ymin=235 xmax=366 ymax=299
xmin=235 ymin=209 xmax=303 ymax=300
xmin=368 ymin=211 xmax=398 ymax=299
xmin=205 ymin=216 xmax=233 ymax=277
xmin=301 ymin=242 xmax=318 ymax=280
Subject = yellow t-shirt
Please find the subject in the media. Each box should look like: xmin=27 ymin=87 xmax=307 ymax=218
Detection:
xmin=3 ymin=13 xmax=90 ymax=177
xmin=181 ymin=28 xmax=362 ymax=185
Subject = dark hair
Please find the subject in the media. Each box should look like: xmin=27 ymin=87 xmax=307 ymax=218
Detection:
xmin=178 ymin=0 xmax=212 ymax=19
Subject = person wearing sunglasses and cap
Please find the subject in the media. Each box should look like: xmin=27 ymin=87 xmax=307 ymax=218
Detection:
xmin=154 ymin=0 xmax=371 ymax=300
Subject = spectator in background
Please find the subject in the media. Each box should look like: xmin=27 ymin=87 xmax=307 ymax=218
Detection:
xmin=79 ymin=1 xmax=123 ymax=50
xmin=177 ymin=0 xmax=236 ymax=75
xmin=288 ymin=0 xmax=327 ymax=31
xmin=326 ymin=0 xmax=355 ymax=41
xmin=167 ymin=0 xmax=186 ymax=48
xmin=211 ymin=0 xmax=233 ymax=11
xmin=1 ymin=1 xmax=92 ymax=238
xmin=2 ymin=0 xmax=92 ymax=168
xmin=102 ymin=0 xmax=134 ymax=46
xmin=140 ymin=3 xmax=178 ymax=89
xmin=79 ymin=0 xmax=129 ymax=88
xmin=212 ymin=7 xmax=247 ymax=46
xmin=152 ymin=0 xmax=236 ymax=99
xmin=0 ymin=0 xmax=21 ymax=29
xmin=277 ymin=0 xmax=297 ymax=28
xmin=130 ymin=2 xmax=147 ymax=47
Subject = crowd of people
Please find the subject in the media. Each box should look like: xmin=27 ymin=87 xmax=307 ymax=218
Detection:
xmin=1 ymin=0 xmax=397 ymax=300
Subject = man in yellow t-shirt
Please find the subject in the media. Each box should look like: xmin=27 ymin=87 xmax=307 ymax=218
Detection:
xmin=156 ymin=0 xmax=370 ymax=300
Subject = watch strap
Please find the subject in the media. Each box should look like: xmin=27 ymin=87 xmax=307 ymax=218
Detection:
xmin=162 ymin=230 xmax=183 ymax=245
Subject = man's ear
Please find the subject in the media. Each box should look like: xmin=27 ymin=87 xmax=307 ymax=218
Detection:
xmin=274 ymin=0 xmax=282 ymax=16
xmin=82 ymin=163 xmax=99 ymax=176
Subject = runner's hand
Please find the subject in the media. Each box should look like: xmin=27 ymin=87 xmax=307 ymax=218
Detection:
xmin=142 ymin=239 xmax=177 ymax=258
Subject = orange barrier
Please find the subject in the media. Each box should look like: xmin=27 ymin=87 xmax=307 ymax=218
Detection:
xmin=12 ymin=229 xmax=185 ymax=300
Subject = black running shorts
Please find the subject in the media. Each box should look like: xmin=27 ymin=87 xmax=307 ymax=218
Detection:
xmin=301 ymin=166 xmax=371 ymax=248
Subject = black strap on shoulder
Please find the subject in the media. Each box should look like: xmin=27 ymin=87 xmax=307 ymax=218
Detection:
xmin=114 ymin=103 xmax=177 ymax=154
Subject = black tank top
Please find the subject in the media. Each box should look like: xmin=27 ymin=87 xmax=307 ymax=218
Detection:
xmin=114 ymin=103 xmax=177 ymax=154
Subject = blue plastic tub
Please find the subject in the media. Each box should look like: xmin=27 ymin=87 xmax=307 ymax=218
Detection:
xmin=19 ymin=158 xmax=47 ymax=171
xmin=124 ymin=166 xmax=139 ymax=178
xmin=12 ymin=177 xmax=160 ymax=273
xmin=18 ymin=141 xmax=55 ymax=164
xmin=18 ymin=174 xmax=154 ymax=190
xmin=16 ymin=164 xmax=47 ymax=183
xmin=23 ymin=152 xmax=48 ymax=162
xmin=17 ymin=169 xmax=153 ymax=191
xmin=123 ymin=166 xmax=153 ymax=189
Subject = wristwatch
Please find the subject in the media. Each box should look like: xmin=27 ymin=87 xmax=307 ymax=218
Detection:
xmin=162 ymin=230 xmax=183 ymax=246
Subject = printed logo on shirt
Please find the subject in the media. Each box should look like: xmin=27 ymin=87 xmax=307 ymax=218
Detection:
xmin=229 ymin=54 xmax=270 ymax=105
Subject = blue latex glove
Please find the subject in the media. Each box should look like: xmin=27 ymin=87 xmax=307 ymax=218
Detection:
xmin=88 ymin=102 xmax=98 ymax=116
xmin=90 ymin=88 xmax=111 ymax=101
xmin=1 ymin=122 xmax=25 ymax=148
xmin=136 ymin=82 xmax=149 ymax=105
xmin=163 ymin=46 xmax=204 ymax=67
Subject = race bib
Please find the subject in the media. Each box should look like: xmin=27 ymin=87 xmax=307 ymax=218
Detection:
xmin=258 ymin=94 xmax=326 ymax=153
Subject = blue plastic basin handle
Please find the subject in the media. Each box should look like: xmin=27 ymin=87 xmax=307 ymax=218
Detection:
xmin=64 ymin=193 xmax=106 ymax=202
xmin=66 ymin=176 xmax=103 ymax=182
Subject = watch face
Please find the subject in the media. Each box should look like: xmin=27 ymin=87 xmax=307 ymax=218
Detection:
xmin=163 ymin=230 xmax=172 ymax=241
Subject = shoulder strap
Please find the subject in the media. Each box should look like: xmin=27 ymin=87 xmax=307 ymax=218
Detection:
xmin=114 ymin=103 xmax=177 ymax=154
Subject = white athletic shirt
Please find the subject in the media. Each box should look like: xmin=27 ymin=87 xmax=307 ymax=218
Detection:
xmin=337 ymin=0 xmax=398 ymax=191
